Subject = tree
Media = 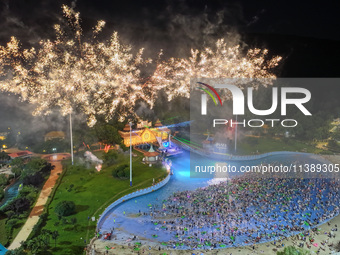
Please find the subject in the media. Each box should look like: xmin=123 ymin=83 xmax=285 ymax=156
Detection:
xmin=51 ymin=230 xmax=60 ymax=248
xmin=26 ymin=238 xmax=40 ymax=254
xmin=6 ymin=197 xmax=31 ymax=214
xmin=112 ymin=164 xmax=129 ymax=179
xmin=18 ymin=186 xmax=38 ymax=203
xmin=24 ymin=158 xmax=49 ymax=174
xmin=10 ymin=158 xmax=25 ymax=178
xmin=10 ymin=158 xmax=24 ymax=169
xmin=95 ymin=124 xmax=122 ymax=145
xmin=22 ymin=172 xmax=44 ymax=187
xmin=32 ymin=138 xmax=69 ymax=154
xmin=54 ymin=201 xmax=76 ymax=217
xmin=0 ymin=151 xmax=10 ymax=161
xmin=38 ymin=230 xmax=51 ymax=249
xmin=103 ymin=150 xmax=118 ymax=166
xmin=21 ymin=158 xmax=53 ymax=182
xmin=0 ymin=174 xmax=8 ymax=187
xmin=5 ymin=218 xmax=18 ymax=235
xmin=4 ymin=247 xmax=27 ymax=255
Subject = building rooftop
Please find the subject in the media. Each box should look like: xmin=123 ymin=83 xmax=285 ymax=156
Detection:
xmin=44 ymin=131 xmax=65 ymax=138
xmin=8 ymin=150 xmax=33 ymax=159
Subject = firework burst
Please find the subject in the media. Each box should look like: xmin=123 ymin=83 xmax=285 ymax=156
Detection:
xmin=148 ymin=39 xmax=282 ymax=101
xmin=0 ymin=5 xmax=151 ymax=127
xmin=0 ymin=5 xmax=282 ymax=126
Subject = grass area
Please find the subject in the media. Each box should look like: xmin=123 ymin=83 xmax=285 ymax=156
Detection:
xmin=237 ymin=136 xmax=328 ymax=155
xmin=0 ymin=217 xmax=6 ymax=245
xmin=0 ymin=215 xmax=25 ymax=247
xmin=41 ymin=150 xmax=167 ymax=255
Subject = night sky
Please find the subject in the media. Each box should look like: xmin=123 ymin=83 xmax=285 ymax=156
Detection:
xmin=1 ymin=0 xmax=340 ymax=44
xmin=0 ymin=0 xmax=339 ymax=131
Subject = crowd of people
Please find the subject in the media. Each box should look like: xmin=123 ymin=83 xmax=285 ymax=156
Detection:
xmin=143 ymin=173 xmax=340 ymax=249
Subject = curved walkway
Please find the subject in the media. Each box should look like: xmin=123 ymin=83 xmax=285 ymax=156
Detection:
xmin=8 ymin=153 xmax=70 ymax=250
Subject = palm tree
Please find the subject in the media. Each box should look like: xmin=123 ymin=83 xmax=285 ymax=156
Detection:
xmin=51 ymin=230 xmax=60 ymax=248
xmin=26 ymin=238 xmax=40 ymax=254
xmin=39 ymin=230 xmax=51 ymax=249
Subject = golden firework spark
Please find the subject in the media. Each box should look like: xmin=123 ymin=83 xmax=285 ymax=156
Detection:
xmin=0 ymin=5 xmax=282 ymax=127
xmin=148 ymin=40 xmax=282 ymax=101
xmin=0 ymin=5 xmax=151 ymax=127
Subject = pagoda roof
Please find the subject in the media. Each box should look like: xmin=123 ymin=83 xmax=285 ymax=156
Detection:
xmin=144 ymin=151 xmax=160 ymax=157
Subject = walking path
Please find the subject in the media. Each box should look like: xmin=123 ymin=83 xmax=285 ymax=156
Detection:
xmin=8 ymin=153 xmax=70 ymax=250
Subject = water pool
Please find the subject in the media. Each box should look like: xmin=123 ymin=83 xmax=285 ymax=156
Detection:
xmin=98 ymin=151 xmax=337 ymax=249
xmin=0 ymin=180 xmax=22 ymax=209
xmin=0 ymin=243 xmax=7 ymax=255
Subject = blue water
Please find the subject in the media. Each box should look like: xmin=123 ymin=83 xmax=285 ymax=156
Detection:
xmin=0 ymin=180 xmax=22 ymax=209
xmin=0 ymin=243 xmax=7 ymax=255
xmin=99 ymin=151 xmax=336 ymax=248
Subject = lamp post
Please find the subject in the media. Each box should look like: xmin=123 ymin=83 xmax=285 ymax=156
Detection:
xmin=129 ymin=122 xmax=133 ymax=186
xmin=70 ymin=113 xmax=74 ymax=165
xmin=234 ymin=115 xmax=237 ymax=153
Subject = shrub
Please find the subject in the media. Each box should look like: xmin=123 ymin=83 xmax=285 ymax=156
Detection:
xmin=103 ymin=150 xmax=118 ymax=166
xmin=0 ymin=174 xmax=8 ymax=187
xmin=6 ymin=197 xmax=31 ymax=214
xmin=22 ymin=172 xmax=44 ymax=187
xmin=54 ymin=201 xmax=76 ymax=217
xmin=112 ymin=164 xmax=129 ymax=179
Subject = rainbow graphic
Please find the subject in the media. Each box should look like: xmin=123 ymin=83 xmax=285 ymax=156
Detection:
xmin=196 ymin=82 xmax=223 ymax=106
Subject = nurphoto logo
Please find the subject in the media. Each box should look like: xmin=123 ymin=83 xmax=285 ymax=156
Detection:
xmin=197 ymin=82 xmax=312 ymax=128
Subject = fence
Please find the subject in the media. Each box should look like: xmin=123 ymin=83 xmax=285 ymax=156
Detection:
xmin=96 ymin=174 xmax=171 ymax=231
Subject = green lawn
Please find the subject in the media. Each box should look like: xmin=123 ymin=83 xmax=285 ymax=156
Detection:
xmin=0 ymin=218 xmax=6 ymax=245
xmin=41 ymin=150 xmax=167 ymax=255
xmin=0 ymin=216 xmax=25 ymax=247
xmin=237 ymin=136 xmax=327 ymax=155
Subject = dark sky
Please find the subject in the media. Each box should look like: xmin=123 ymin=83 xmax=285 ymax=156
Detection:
xmin=0 ymin=0 xmax=339 ymax=132
xmin=1 ymin=0 xmax=339 ymax=46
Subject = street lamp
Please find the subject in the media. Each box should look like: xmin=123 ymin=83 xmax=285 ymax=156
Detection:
xmin=235 ymin=115 xmax=237 ymax=153
xmin=129 ymin=122 xmax=133 ymax=186
xmin=70 ymin=113 xmax=74 ymax=165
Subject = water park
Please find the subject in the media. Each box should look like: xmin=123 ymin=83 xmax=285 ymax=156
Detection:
xmin=0 ymin=2 xmax=340 ymax=255
xmin=92 ymin=133 xmax=340 ymax=254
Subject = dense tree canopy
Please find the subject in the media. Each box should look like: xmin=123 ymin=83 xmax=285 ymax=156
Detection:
xmin=54 ymin=201 xmax=76 ymax=217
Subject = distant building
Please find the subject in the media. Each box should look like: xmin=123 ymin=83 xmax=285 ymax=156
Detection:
xmin=119 ymin=120 xmax=170 ymax=147
xmin=44 ymin=131 xmax=65 ymax=141
xmin=136 ymin=120 xmax=152 ymax=129
xmin=8 ymin=150 xmax=33 ymax=160
xmin=143 ymin=145 xmax=160 ymax=164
